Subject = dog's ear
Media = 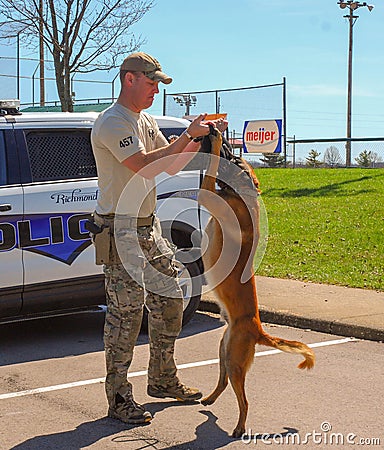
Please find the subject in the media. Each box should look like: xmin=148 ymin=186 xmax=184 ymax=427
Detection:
xmin=220 ymin=136 xmax=235 ymax=160
xmin=200 ymin=133 xmax=235 ymax=159
xmin=199 ymin=134 xmax=212 ymax=154
xmin=199 ymin=124 xmax=220 ymax=154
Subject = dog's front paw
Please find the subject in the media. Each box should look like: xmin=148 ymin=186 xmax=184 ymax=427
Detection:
xmin=201 ymin=396 xmax=214 ymax=406
xmin=232 ymin=426 xmax=246 ymax=439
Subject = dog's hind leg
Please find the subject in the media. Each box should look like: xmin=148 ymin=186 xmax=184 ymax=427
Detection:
xmin=226 ymin=328 xmax=256 ymax=438
xmin=229 ymin=366 xmax=248 ymax=438
xmin=201 ymin=328 xmax=229 ymax=406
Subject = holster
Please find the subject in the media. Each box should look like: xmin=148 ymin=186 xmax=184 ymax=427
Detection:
xmin=94 ymin=226 xmax=111 ymax=265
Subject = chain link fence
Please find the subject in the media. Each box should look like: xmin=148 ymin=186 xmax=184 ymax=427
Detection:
xmin=0 ymin=53 xmax=118 ymax=106
xmin=286 ymin=137 xmax=384 ymax=168
xmin=163 ymin=82 xmax=384 ymax=168
xmin=1 ymin=49 xmax=383 ymax=168
xmin=0 ymin=55 xmax=18 ymax=98
xmin=163 ymin=81 xmax=286 ymax=146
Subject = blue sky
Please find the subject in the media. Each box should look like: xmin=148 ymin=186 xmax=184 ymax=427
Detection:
xmin=1 ymin=0 xmax=383 ymax=140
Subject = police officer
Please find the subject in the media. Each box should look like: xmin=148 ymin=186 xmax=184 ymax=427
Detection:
xmin=91 ymin=52 xmax=227 ymax=424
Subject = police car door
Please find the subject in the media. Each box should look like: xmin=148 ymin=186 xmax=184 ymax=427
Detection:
xmin=12 ymin=121 xmax=103 ymax=314
xmin=0 ymin=123 xmax=24 ymax=317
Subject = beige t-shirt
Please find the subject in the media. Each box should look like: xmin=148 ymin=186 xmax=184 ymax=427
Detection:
xmin=91 ymin=103 xmax=168 ymax=216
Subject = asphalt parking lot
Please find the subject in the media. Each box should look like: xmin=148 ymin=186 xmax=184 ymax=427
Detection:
xmin=0 ymin=310 xmax=383 ymax=449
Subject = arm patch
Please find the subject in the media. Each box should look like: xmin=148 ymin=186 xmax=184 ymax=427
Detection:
xmin=119 ymin=135 xmax=134 ymax=148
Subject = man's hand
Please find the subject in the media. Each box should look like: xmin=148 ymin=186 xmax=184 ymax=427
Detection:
xmin=186 ymin=114 xmax=229 ymax=141
xmin=210 ymin=117 xmax=228 ymax=133
xmin=186 ymin=113 xmax=210 ymax=139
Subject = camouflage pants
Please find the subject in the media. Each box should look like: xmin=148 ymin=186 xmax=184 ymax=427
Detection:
xmin=94 ymin=213 xmax=183 ymax=408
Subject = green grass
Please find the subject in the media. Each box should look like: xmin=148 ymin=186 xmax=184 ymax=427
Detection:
xmin=255 ymin=168 xmax=384 ymax=291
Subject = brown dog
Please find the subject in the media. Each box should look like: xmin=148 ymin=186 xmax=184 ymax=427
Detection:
xmin=198 ymin=128 xmax=315 ymax=438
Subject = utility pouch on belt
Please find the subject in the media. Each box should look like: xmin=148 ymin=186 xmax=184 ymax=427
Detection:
xmin=94 ymin=226 xmax=110 ymax=265
xmin=84 ymin=216 xmax=111 ymax=265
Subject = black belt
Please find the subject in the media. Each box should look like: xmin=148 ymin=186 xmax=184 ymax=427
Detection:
xmin=96 ymin=213 xmax=154 ymax=228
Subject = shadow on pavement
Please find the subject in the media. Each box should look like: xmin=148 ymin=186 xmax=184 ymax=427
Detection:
xmin=9 ymin=417 xmax=137 ymax=450
xmin=10 ymin=407 xmax=299 ymax=450
xmin=0 ymin=311 xmax=223 ymax=366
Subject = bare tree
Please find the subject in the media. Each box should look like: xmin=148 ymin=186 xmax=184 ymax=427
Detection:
xmin=369 ymin=151 xmax=383 ymax=167
xmin=323 ymin=145 xmax=343 ymax=167
xmin=0 ymin=0 xmax=154 ymax=111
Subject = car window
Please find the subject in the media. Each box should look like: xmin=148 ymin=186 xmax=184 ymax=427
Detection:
xmin=24 ymin=129 xmax=97 ymax=182
xmin=0 ymin=131 xmax=6 ymax=185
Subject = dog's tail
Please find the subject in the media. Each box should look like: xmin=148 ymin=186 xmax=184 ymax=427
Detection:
xmin=258 ymin=332 xmax=315 ymax=370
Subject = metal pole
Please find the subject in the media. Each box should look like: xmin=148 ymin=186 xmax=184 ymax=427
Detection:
xmin=39 ymin=0 xmax=45 ymax=106
xmin=111 ymin=71 xmax=119 ymax=101
xmin=346 ymin=8 xmax=355 ymax=167
xmin=283 ymin=76 xmax=287 ymax=167
xmin=185 ymin=96 xmax=190 ymax=117
xmin=16 ymin=33 xmax=20 ymax=99
xmin=32 ymin=73 xmax=35 ymax=106
xmin=71 ymin=74 xmax=75 ymax=103
xmin=32 ymin=63 xmax=39 ymax=106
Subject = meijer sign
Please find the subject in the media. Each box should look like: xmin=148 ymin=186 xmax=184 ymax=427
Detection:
xmin=243 ymin=119 xmax=282 ymax=153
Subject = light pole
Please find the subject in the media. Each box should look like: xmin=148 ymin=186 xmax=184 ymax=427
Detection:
xmin=337 ymin=1 xmax=374 ymax=166
xmin=173 ymin=94 xmax=197 ymax=117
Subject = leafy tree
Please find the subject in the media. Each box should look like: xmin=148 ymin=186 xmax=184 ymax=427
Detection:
xmin=355 ymin=150 xmax=383 ymax=168
xmin=0 ymin=0 xmax=154 ymax=111
xmin=355 ymin=150 xmax=372 ymax=167
xmin=323 ymin=145 xmax=342 ymax=167
xmin=306 ymin=149 xmax=323 ymax=168
xmin=259 ymin=153 xmax=288 ymax=167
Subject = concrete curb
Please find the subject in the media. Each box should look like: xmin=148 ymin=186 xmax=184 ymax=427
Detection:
xmin=198 ymin=299 xmax=384 ymax=342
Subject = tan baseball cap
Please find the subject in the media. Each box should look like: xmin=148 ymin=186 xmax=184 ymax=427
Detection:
xmin=120 ymin=52 xmax=172 ymax=84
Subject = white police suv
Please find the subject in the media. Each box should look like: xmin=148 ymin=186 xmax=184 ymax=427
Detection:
xmin=0 ymin=99 xmax=208 ymax=326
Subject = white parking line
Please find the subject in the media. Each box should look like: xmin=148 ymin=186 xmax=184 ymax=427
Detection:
xmin=0 ymin=337 xmax=357 ymax=400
